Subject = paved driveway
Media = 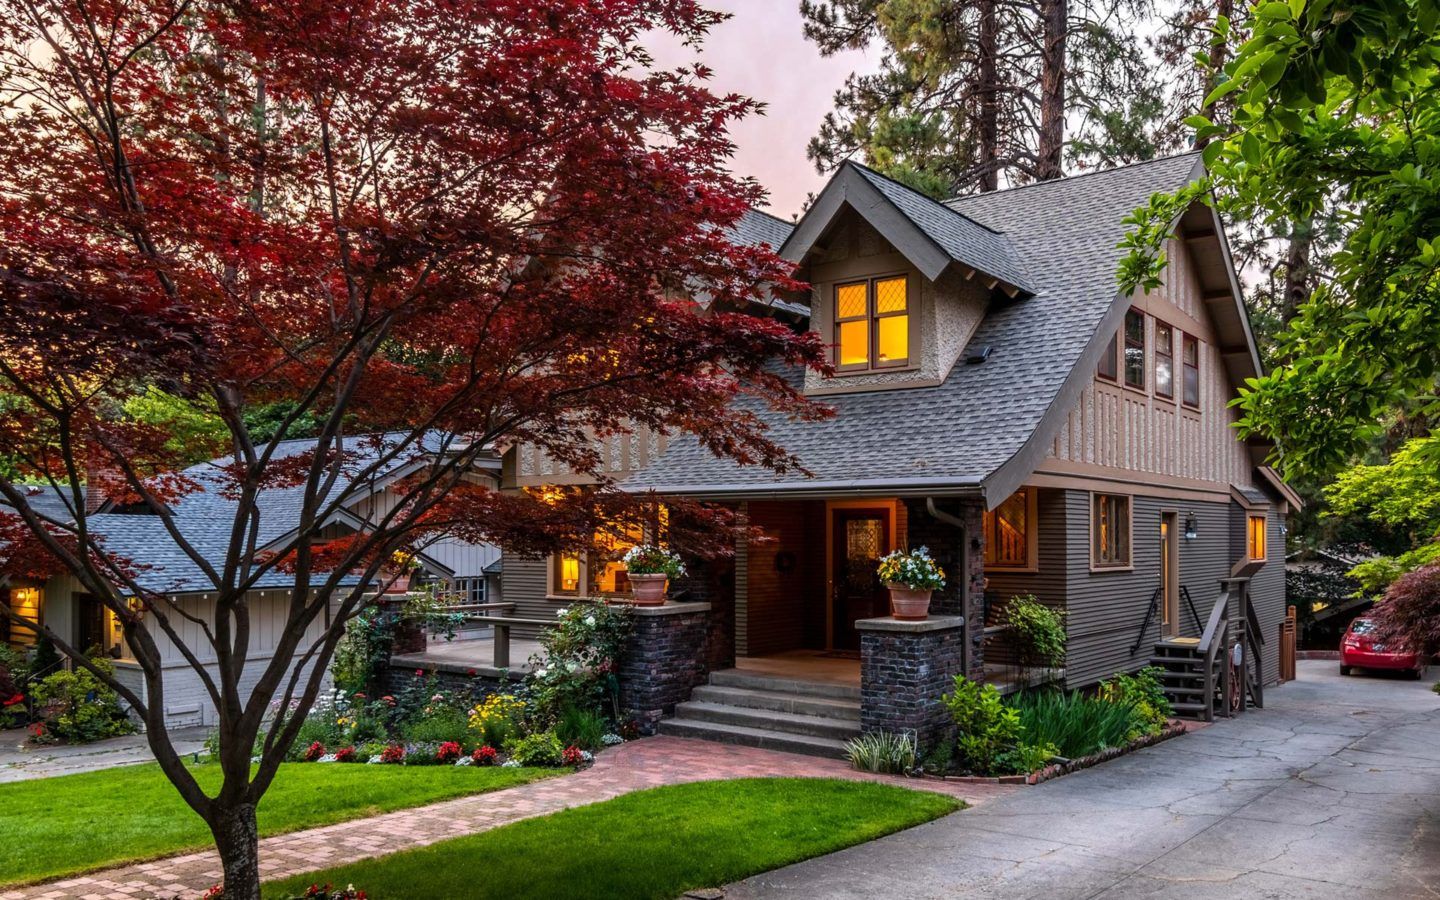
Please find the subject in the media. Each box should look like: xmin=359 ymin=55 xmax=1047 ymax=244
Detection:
xmin=728 ymin=660 xmax=1440 ymax=899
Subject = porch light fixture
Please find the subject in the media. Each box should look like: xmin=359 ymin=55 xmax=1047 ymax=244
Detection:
xmin=1183 ymin=512 xmax=1198 ymax=542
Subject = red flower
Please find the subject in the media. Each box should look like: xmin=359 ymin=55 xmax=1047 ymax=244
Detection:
xmin=435 ymin=741 xmax=463 ymax=763
xmin=380 ymin=743 xmax=405 ymax=764
xmin=561 ymin=745 xmax=584 ymax=767
xmin=472 ymin=745 xmax=498 ymax=765
xmin=2 ymin=693 xmax=23 ymax=707
xmin=466 ymin=668 xmax=477 ymax=677
xmin=414 ymin=668 xmax=424 ymax=677
xmin=381 ymin=695 xmax=396 ymax=706
xmin=353 ymin=692 xmax=366 ymax=700
xmin=303 ymin=741 xmax=325 ymax=762
xmin=334 ymin=746 xmax=356 ymax=763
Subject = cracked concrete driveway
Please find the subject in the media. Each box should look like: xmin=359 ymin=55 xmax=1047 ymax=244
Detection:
xmin=727 ymin=659 xmax=1440 ymax=899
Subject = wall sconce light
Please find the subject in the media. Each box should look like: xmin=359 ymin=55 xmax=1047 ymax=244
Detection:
xmin=1183 ymin=512 xmax=1198 ymax=542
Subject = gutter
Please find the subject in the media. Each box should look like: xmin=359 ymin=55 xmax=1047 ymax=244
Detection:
xmin=623 ymin=477 xmax=985 ymax=502
xmin=925 ymin=497 xmax=973 ymax=681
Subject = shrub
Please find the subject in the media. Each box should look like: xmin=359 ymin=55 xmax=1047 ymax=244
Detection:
xmin=379 ymin=743 xmax=405 ymax=764
xmin=875 ymin=546 xmax=946 ymax=590
xmin=844 ymin=731 xmax=917 ymax=774
xmin=556 ymin=705 xmax=607 ymax=751
xmin=286 ymin=714 xmax=342 ymax=761
xmin=1098 ymin=666 xmax=1171 ymax=738
xmin=403 ymin=704 xmax=472 ymax=747
xmin=561 ymin=744 xmax=585 ymax=766
xmin=527 ymin=603 xmax=633 ymax=721
xmin=334 ymin=746 xmax=358 ymax=763
xmin=468 ymin=693 xmax=525 ymax=748
xmin=1002 ymin=595 xmax=1067 ymax=668
xmin=1372 ymin=561 xmax=1440 ymax=655
xmin=1008 ymin=689 xmax=1138 ymax=758
xmin=435 ymin=741 xmax=463 ymax=763
xmin=29 ymin=656 xmax=134 ymax=744
xmin=943 ymin=676 xmax=1055 ymax=776
xmin=507 ymin=730 xmax=565 ymax=767
xmin=472 ymin=744 xmax=498 ymax=765
xmin=331 ymin=605 xmax=392 ymax=696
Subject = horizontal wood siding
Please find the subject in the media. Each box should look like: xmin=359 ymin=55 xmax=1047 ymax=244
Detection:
xmin=985 ymin=488 xmax=1068 ymax=665
xmin=740 ymin=501 xmax=825 ymax=656
xmin=1062 ymin=490 xmax=1240 ymax=688
xmin=499 ymin=555 xmax=556 ymax=638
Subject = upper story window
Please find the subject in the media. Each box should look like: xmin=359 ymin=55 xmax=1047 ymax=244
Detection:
xmin=1155 ymin=322 xmax=1175 ymax=399
xmin=1097 ymin=331 xmax=1119 ymax=381
xmin=1182 ymin=335 xmax=1200 ymax=408
xmin=1247 ymin=514 xmax=1267 ymax=561
xmin=1123 ymin=309 xmax=1145 ymax=389
xmin=984 ymin=488 xmax=1035 ymax=569
xmin=835 ymin=275 xmax=909 ymax=371
xmin=1092 ymin=493 xmax=1132 ymax=568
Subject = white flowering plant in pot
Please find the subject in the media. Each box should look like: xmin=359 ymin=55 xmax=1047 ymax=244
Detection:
xmin=621 ymin=544 xmax=685 ymax=607
xmin=876 ymin=547 xmax=946 ymax=621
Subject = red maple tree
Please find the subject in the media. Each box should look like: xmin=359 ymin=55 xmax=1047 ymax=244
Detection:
xmin=0 ymin=1 xmax=825 ymax=895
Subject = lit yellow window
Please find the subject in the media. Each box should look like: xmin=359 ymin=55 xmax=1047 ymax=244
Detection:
xmin=875 ymin=276 xmax=908 ymax=366
xmin=554 ymin=553 xmax=580 ymax=594
xmin=1247 ymin=515 xmax=1266 ymax=560
xmin=835 ymin=283 xmax=869 ymax=367
xmin=983 ymin=489 xmax=1031 ymax=568
xmin=833 ymin=277 xmax=908 ymax=370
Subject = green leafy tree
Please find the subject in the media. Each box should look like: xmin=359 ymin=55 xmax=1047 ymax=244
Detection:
xmin=1325 ymin=437 xmax=1440 ymax=592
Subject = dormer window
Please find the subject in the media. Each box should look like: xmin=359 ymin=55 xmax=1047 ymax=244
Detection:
xmin=835 ymin=276 xmax=909 ymax=370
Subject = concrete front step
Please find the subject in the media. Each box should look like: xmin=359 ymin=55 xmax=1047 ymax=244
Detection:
xmin=657 ymin=717 xmax=852 ymax=758
xmin=707 ymin=669 xmax=862 ymax=701
xmin=672 ymin=700 xmax=862 ymax=741
xmin=689 ymin=684 xmax=863 ymax=722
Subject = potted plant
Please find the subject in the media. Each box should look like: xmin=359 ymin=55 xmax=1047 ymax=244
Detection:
xmin=876 ymin=546 xmax=946 ymax=620
xmin=621 ymin=545 xmax=685 ymax=606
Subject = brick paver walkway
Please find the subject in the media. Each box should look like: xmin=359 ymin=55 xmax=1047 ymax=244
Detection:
xmin=5 ymin=736 xmax=1013 ymax=900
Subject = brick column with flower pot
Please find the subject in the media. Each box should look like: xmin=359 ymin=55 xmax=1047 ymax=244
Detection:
xmin=617 ymin=601 xmax=713 ymax=734
xmin=857 ymin=614 xmax=967 ymax=753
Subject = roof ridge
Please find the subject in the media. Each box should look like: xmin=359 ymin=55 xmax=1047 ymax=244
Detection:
xmin=942 ymin=151 xmax=1202 ymax=206
xmin=842 ymin=159 xmax=1006 ymax=235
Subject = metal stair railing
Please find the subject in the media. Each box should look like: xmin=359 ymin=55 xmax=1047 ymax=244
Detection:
xmin=1130 ymin=585 xmax=1165 ymax=655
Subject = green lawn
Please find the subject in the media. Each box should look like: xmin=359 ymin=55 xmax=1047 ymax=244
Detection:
xmin=264 ymin=778 xmax=961 ymax=900
xmin=0 ymin=762 xmax=553 ymax=886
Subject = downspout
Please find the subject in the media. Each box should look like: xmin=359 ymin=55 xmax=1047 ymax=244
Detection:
xmin=926 ymin=497 xmax=972 ymax=679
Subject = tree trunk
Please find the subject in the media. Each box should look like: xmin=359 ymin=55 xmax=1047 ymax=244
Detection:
xmin=1036 ymin=0 xmax=1067 ymax=180
xmin=1281 ymin=218 xmax=1313 ymax=324
xmin=1197 ymin=0 xmax=1234 ymax=146
xmin=976 ymin=0 xmax=1000 ymax=192
xmin=211 ymin=801 xmax=261 ymax=900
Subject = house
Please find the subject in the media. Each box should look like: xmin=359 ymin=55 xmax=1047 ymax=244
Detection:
xmin=2 ymin=434 xmax=501 ymax=727
xmin=496 ymin=152 xmax=1299 ymax=754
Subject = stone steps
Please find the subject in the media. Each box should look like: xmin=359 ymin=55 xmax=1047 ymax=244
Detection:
xmin=657 ymin=670 xmax=861 ymax=759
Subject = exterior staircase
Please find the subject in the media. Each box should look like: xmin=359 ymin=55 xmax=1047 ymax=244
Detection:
xmin=1150 ymin=639 xmax=1220 ymax=721
xmin=657 ymin=670 xmax=861 ymax=759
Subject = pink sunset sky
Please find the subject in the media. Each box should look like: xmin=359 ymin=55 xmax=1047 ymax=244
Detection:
xmin=647 ymin=1 xmax=879 ymax=218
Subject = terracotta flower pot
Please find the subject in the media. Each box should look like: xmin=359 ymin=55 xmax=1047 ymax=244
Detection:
xmin=628 ymin=573 xmax=669 ymax=607
xmin=887 ymin=584 xmax=933 ymax=621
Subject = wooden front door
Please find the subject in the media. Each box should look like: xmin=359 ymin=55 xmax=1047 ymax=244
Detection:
xmin=831 ymin=508 xmax=891 ymax=651
xmin=1160 ymin=512 xmax=1180 ymax=637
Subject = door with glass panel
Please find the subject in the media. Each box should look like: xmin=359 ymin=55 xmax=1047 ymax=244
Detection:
xmin=831 ymin=508 xmax=891 ymax=651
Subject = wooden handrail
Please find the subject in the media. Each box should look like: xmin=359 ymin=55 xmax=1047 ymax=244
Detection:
xmin=443 ymin=602 xmax=516 ymax=614
xmin=1196 ymin=592 xmax=1229 ymax=655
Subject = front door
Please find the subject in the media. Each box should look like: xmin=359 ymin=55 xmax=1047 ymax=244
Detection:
xmin=831 ymin=508 xmax=891 ymax=651
xmin=75 ymin=594 xmax=105 ymax=655
xmin=1160 ymin=513 xmax=1180 ymax=637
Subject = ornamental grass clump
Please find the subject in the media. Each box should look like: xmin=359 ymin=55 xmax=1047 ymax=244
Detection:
xmin=844 ymin=731 xmax=918 ymax=774
xmin=876 ymin=547 xmax=946 ymax=590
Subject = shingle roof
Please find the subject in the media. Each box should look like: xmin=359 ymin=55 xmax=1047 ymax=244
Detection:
xmin=848 ymin=163 xmax=1034 ymax=293
xmin=2 ymin=484 xmax=86 ymax=523
xmin=727 ymin=208 xmax=793 ymax=249
xmin=623 ymin=154 xmax=1203 ymax=498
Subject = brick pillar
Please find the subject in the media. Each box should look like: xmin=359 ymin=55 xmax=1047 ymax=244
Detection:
xmin=377 ymin=594 xmax=426 ymax=654
xmin=617 ymin=601 xmax=712 ymax=734
xmin=901 ymin=498 xmax=986 ymax=681
xmin=671 ymin=555 xmax=735 ymax=673
xmin=857 ymin=615 xmax=967 ymax=753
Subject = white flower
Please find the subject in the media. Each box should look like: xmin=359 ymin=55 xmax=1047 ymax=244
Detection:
xmin=584 ymin=616 xmax=596 ymax=627
xmin=536 ymin=667 xmax=549 ymax=677
xmin=500 ymin=759 xmax=521 ymax=768
xmin=250 ymin=755 xmax=262 ymax=764
xmin=454 ymin=756 xmax=473 ymax=766
xmin=317 ymin=754 xmax=339 ymax=763
xmin=367 ymin=756 xmax=382 ymax=764
xmin=601 ymin=733 xmax=624 ymax=746
xmin=580 ymin=750 xmax=594 ymax=762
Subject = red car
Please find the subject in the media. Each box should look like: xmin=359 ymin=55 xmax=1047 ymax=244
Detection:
xmin=1340 ymin=617 xmax=1428 ymax=679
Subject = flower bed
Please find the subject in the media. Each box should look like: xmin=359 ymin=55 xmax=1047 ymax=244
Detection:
xmin=927 ymin=720 xmax=1190 ymax=785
